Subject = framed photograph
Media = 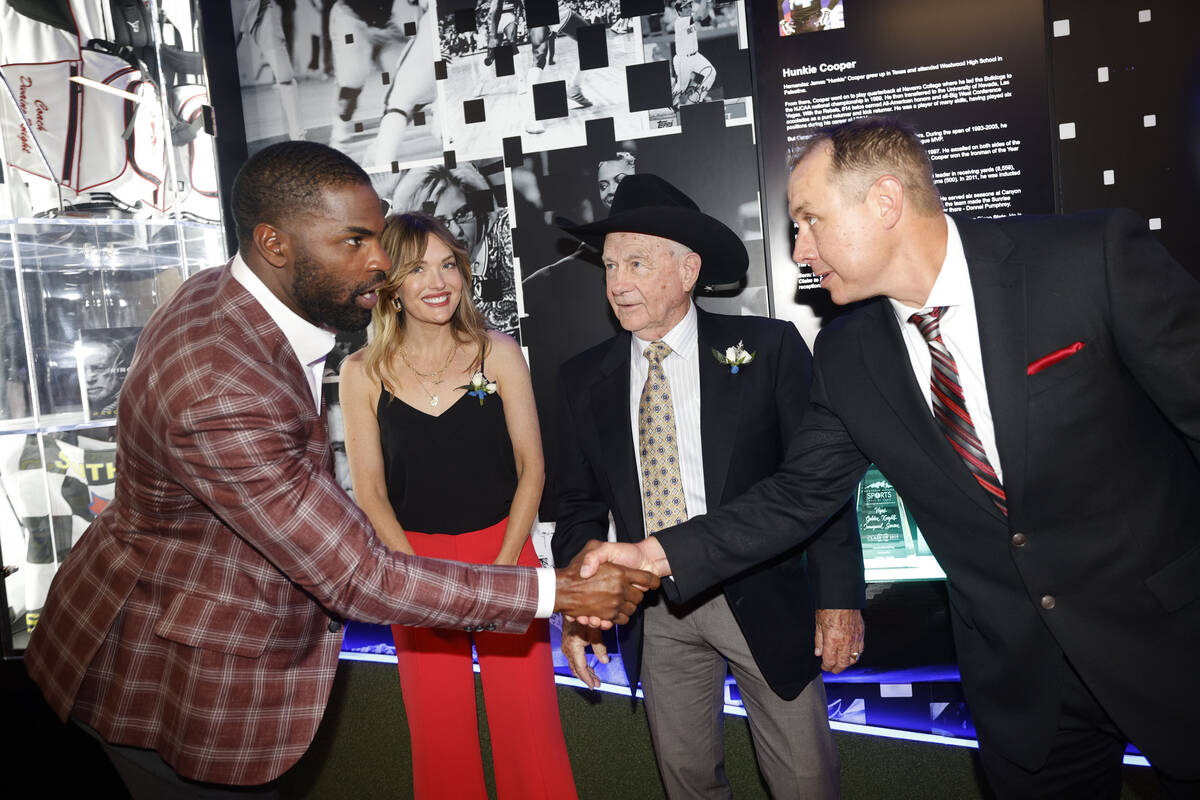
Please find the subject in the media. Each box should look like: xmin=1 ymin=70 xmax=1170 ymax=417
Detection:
xmin=78 ymin=327 xmax=142 ymax=422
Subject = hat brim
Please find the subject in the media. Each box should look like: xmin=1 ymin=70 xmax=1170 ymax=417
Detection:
xmin=558 ymin=205 xmax=748 ymax=286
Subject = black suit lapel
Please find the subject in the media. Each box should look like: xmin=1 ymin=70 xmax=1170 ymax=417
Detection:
xmin=696 ymin=310 xmax=743 ymax=505
xmin=590 ymin=334 xmax=643 ymax=540
xmin=958 ymin=216 xmax=1026 ymax=520
xmin=859 ymin=298 xmax=1006 ymax=522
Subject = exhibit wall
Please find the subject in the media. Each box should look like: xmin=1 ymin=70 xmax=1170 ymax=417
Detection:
xmin=1048 ymin=0 xmax=1199 ymax=272
xmin=3 ymin=0 xmax=1196 ymax=754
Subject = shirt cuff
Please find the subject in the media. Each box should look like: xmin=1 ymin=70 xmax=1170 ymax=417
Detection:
xmin=534 ymin=567 xmax=556 ymax=618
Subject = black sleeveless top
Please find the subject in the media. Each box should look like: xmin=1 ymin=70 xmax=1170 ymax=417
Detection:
xmin=377 ymin=379 xmax=518 ymax=534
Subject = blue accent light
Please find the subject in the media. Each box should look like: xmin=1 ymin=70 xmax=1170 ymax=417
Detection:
xmin=339 ymin=626 xmax=1150 ymax=769
xmin=338 ymin=650 xmax=399 ymax=665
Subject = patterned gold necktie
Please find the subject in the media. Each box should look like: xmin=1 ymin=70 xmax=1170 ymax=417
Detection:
xmin=638 ymin=340 xmax=688 ymax=533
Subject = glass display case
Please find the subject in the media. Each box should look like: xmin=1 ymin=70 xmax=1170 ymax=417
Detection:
xmin=0 ymin=218 xmax=226 ymax=655
xmin=0 ymin=0 xmax=226 ymax=656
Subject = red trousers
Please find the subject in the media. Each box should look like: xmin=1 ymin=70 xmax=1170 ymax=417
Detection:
xmin=391 ymin=519 xmax=578 ymax=799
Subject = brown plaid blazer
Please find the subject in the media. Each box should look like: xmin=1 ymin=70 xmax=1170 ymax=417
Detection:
xmin=24 ymin=264 xmax=539 ymax=785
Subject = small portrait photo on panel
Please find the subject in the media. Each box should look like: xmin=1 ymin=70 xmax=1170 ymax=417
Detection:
xmin=778 ymin=0 xmax=845 ymax=36
xmin=78 ymin=327 xmax=142 ymax=422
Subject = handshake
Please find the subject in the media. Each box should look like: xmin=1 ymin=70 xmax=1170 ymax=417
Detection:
xmin=552 ymin=538 xmax=670 ymax=628
xmin=552 ymin=537 xmax=865 ymax=689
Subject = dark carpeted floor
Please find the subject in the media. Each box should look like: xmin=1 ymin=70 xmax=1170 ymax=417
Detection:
xmin=5 ymin=657 xmax=1160 ymax=798
xmin=281 ymin=660 xmax=1161 ymax=799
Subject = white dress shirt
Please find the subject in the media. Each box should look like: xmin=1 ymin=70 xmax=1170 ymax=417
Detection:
xmin=629 ymin=302 xmax=709 ymax=530
xmin=231 ymin=254 xmax=335 ymax=413
xmin=231 ymin=255 xmax=557 ymax=615
xmin=888 ymin=215 xmax=1004 ymax=483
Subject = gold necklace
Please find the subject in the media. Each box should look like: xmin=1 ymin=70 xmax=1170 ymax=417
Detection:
xmin=398 ymin=341 xmax=457 ymax=406
xmin=408 ymin=374 xmax=442 ymax=407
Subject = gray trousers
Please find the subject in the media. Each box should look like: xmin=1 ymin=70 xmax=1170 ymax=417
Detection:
xmin=640 ymin=593 xmax=841 ymax=799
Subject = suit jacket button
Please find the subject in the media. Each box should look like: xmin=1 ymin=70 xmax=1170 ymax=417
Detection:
xmin=1011 ymin=532 xmax=1027 ymax=547
xmin=328 ymin=620 xmax=342 ymax=632
xmin=1040 ymin=594 xmax=1056 ymax=610
xmin=485 ymin=623 xmax=496 ymax=631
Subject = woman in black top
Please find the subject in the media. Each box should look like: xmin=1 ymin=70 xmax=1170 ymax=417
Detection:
xmin=341 ymin=213 xmax=576 ymax=799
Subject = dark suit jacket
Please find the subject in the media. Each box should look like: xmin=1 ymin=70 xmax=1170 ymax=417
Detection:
xmin=655 ymin=210 xmax=1200 ymax=777
xmin=25 ymin=264 xmax=539 ymax=786
xmin=551 ymin=307 xmax=864 ymax=699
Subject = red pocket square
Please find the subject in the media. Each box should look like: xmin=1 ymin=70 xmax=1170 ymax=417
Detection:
xmin=1027 ymin=342 xmax=1085 ymax=375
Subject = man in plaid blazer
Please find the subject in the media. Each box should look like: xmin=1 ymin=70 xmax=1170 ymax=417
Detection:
xmin=24 ymin=142 xmax=652 ymax=795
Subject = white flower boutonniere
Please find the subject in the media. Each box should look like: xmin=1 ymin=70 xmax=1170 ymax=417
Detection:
xmin=459 ymin=370 xmax=498 ymax=406
xmin=712 ymin=340 xmax=755 ymax=374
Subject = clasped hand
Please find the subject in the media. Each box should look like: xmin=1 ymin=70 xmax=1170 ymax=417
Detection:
xmin=557 ymin=539 xmax=668 ymax=689
xmin=559 ymin=538 xmax=670 ymax=626
xmin=556 ymin=540 xmax=867 ymax=686
xmin=553 ymin=540 xmax=663 ymax=628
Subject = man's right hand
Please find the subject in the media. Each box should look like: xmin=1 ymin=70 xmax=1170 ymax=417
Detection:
xmin=561 ymin=618 xmax=608 ymax=689
xmin=554 ymin=555 xmax=659 ymax=628
xmin=577 ymin=536 xmax=671 ymax=580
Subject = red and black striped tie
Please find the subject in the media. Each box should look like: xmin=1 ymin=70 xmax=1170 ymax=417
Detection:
xmin=909 ymin=307 xmax=1007 ymax=516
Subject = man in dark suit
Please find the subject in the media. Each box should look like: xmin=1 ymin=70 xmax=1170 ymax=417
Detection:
xmin=580 ymin=118 xmax=1200 ymax=798
xmin=23 ymin=141 xmax=655 ymax=797
xmin=552 ymin=174 xmax=864 ymax=799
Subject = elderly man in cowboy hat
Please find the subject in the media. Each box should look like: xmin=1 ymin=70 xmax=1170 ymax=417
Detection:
xmin=550 ymin=174 xmax=865 ymax=799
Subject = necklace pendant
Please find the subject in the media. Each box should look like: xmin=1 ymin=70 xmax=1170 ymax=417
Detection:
xmin=429 ymin=395 xmax=439 ymax=407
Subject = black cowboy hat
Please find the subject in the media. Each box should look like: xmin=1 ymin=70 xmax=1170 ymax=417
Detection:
xmin=558 ymin=173 xmax=748 ymax=289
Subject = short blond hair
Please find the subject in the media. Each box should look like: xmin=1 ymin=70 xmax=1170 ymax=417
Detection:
xmin=791 ymin=116 xmax=942 ymax=216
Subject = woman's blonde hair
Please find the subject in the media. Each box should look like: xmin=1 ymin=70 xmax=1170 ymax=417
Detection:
xmin=363 ymin=212 xmax=490 ymax=387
